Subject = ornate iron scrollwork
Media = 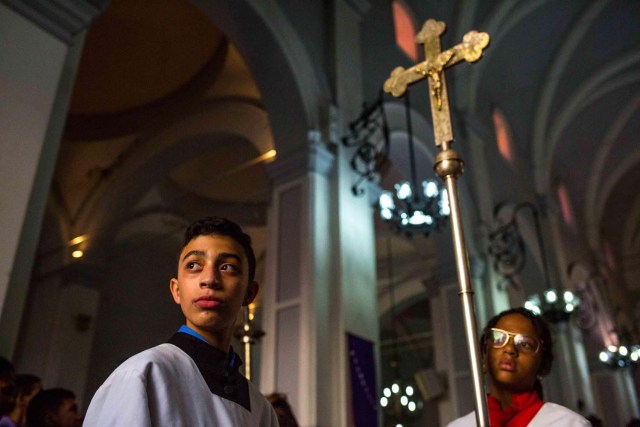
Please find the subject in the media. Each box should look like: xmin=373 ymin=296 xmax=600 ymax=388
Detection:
xmin=341 ymin=92 xmax=390 ymax=196
xmin=487 ymin=209 xmax=527 ymax=290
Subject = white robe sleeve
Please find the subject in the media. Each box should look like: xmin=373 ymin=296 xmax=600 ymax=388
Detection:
xmin=83 ymin=367 xmax=153 ymax=427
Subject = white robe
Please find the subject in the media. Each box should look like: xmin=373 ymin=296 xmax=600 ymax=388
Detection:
xmin=446 ymin=402 xmax=591 ymax=426
xmin=84 ymin=334 xmax=279 ymax=427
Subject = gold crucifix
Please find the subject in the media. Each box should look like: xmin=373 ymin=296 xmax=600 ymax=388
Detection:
xmin=382 ymin=19 xmax=492 ymax=427
xmin=383 ymin=19 xmax=489 ymax=146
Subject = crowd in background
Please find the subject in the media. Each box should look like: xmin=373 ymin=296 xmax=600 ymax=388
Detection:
xmin=0 ymin=357 xmax=82 ymax=427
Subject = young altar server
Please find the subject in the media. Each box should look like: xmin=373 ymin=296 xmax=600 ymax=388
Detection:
xmin=447 ymin=307 xmax=590 ymax=427
xmin=84 ymin=217 xmax=279 ymax=426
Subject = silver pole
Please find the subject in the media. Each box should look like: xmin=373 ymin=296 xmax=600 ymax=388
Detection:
xmin=436 ymin=142 xmax=489 ymax=426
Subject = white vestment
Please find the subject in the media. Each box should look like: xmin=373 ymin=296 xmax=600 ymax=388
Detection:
xmin=446 ymin=402 xmax=591 ymax=426
xmin=84 ymin=333 xmax=279 ymax=427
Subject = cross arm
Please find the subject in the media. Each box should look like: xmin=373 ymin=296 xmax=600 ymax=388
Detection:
xmin=383 ymin=30 xmax=490 ymax=98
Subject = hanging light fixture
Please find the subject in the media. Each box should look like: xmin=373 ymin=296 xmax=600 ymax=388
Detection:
xmin=598 ymin=328 xmax=640 ymax=369
xmin=379 ymin=237 xmax=423 ymax=426
xmin=378 ymin=91 xmax=449 ymax=236
xmin=524 ymin=288 xmax=580 ymax=323
xmin=599 ymin=344 xmax=640 ymax=369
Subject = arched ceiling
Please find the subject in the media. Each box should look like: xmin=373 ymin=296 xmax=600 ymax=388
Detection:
xmin=69 ymin=0 xmax=224 ymax=115
xmin=55 ymin=0 xmax=272 ymax=247
xmin=49 ymin=0 xmax=640 ymax=335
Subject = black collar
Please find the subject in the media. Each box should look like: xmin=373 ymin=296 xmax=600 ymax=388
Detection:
xmin=168 ymin=332 xmax=251 ymax=411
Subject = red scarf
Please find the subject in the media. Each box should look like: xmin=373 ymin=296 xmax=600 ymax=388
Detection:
xmin=488 ymin=391 xmax=544 ymax=427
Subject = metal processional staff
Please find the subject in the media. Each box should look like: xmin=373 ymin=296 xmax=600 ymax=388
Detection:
xmin=383 ymin=19 xmax=491 ymax=427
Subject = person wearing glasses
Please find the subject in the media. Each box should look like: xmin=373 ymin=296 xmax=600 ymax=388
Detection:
xmin=447 ymin=307 xmax=591 ymax=426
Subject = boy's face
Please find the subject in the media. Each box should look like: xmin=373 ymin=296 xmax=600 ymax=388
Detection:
xmin=170 ymin=234 xmax=258 ymax=349
xmin=50 ymin=397 xmax=82 ymax=427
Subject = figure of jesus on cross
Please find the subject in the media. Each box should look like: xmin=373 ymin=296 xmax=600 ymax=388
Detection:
xmin=383 ymin=19 xmax=491 ymax=427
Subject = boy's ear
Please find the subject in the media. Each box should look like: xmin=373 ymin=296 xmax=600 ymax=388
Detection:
xmin=243 ymin=281 xmax=259 ymax=306
xmin=169 ymin=278 xmax=181 ymax=305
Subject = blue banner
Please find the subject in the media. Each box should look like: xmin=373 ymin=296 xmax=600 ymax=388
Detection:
xmin=347 ymin=333 xmax=379 ymax=427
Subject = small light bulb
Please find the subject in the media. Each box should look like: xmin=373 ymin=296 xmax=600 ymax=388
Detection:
xmin=71 ymin=250 xmax=84 ymax=258
xmin=563 ymin=291 xmax=574 ymax=303
xmin=395 ymin=182 xmax=412 ymax=200
xmin=544 ymin=290 xmax=557 ymax=303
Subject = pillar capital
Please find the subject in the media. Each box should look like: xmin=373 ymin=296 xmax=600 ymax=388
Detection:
xmin=3 ymin=0 xmax=108 ymax=43
xmin=266 ymin=136 xmax=335 ymax=185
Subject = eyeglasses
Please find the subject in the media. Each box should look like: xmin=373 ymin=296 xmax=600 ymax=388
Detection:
xmin=489 ymin=328 xmax=542 ymax=354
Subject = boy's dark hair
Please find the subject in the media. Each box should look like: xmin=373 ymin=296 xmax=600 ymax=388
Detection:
xmin=15 ymin=374 xmax=41 ymax=397
xmin=0 ymin=356 xmax=16 ymax=415
xmin=26 ymin=388 xmax=75 ymax=427
xmin=182 ymin=216 xmax=257 ymax=283
xmin=266 ymin=393 xmax=299 ymax=427
xmin=480 ymin=307 xmax=554 ymax=398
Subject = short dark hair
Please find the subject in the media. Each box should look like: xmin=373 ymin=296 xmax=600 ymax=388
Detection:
xmin=26 ymin=388 xmax=75 ymax=427
xmin=182 ymin=216 xmax=257 ymax=283
xmin=0 ymin=356 xmax=16 ymax=416
xmin=481 ymin=307 xmax=554 ymax=397
xmin=266 ymin=393 xmax=299 ymax=427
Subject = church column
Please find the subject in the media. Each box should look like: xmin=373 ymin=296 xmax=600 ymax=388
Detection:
xmin=549 ymin=322 xmax=581 ymax=410
xmin=260 ymin=139 xmax=338 ymax=426
xmin=333 ymin=0 xmax=379 ymax=425
xmin=261 ymin=130 xmax=379 ymax=427
xmin=592 ymin=368 xmax=640 ymax=426
xmin=0 ymin=1 xmax=106 ymax=358
xmin=543 ymin=205 xmax=597 ymax=412
xmin=14 ymin=266 xmax=100 ymax=408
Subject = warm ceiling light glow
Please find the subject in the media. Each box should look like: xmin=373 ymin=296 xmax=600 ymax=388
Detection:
xmin=71 ymin=250 xmax=84 ymax=258
xmin=392 ymin=1 xmax=418 ymax=61
xmin=492 ymin=107 xmax=515 ymax=165
xmin=225 ymin=149 xmax=277 ymax=175
xmin=262 ymin=149 xmax=277 ymax=162
xmin=68 ymin=234 xmax=89 ymax=246
xmin=556 ymin=184 xmax=574 ymax=226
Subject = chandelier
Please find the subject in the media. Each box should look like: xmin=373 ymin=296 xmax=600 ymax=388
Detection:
xmin=379 ymin=91 xmax=449 ymax=236
xmin=524 ymin=289 xmax=580 ymax=324
xmin=599 ymin=344 xmax=640 ymax=369
xmin=379 ymin=179 xmax=449 ymax=234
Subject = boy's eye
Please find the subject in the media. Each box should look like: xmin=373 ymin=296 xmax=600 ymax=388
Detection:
xmin=220 ymin=263 xmax=239 ymax=273
xmin=186 ymin=261 xmax=200 ymax=270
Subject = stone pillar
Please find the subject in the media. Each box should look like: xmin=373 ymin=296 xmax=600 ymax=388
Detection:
xmin=260 ymin=140 xmax=335 ymax=426
xmin=260 ymin=130 xmax=379 ymax=427
xmin=0 ymin=0 xmax=106 ymax=358
xmin=592 ymin=369 xmax=640 ymax=426
xmin=551 ymin=322 xmax=581 ymax=409
xmin=566 ymin=323 xmax=596 ymax=414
